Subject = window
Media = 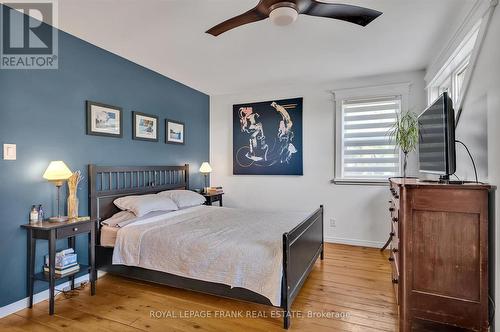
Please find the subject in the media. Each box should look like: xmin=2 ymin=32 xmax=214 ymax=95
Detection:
xmin=453 ymin=60 xmax=469 ymax=101
xmin=333 ymin=84 xmax=410 ymax=185
xmin=342 ymin=97 xmax=402 ymax=180
xmin=427 ymin=22 xmax=480 ymax=106
xmin=428 ymin=55 xmax=471 ymax=106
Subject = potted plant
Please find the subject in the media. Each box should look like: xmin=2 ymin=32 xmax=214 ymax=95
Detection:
xmin=388 ymin=112 xmax=419 ymax=178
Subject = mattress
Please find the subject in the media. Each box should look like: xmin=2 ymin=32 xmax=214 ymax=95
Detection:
xmin=111 ymin=205 xmax=312 ymax=306
xmin=101 ymin=225 xmax=120 ymax=247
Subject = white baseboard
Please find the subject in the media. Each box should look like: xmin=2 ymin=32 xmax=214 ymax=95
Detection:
xmin=0 ymin=271 xmax=106 ymax=319
xmin=324 ymin=236 xmax=385 ymax=249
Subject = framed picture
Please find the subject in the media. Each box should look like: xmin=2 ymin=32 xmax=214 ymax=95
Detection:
xmin=86 ymin=101 xmax=123 ymax=138
xmin=166 ymin=119 xmax=185 ymax=145
xmin=133 ymin=112 xmax=159 ymax=142
xmin=233 ymin=97 xmax=303 ymax=175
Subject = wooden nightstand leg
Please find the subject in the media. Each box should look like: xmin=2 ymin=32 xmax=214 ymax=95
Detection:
xmin=68 ymin=237 xmax=75 ymax=290
xmin=89 ymin=227 xmax=96 ymax=296
xmin=219 ymin=196 xmax=223 ymax=207
xmin=27 ymin=229 xmax=35 ymax=308
xmin=48 ymin=230 xmax=56 ymax=315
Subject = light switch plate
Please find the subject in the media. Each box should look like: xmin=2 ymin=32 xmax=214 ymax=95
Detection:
xmin=3 ymin=144 xmax=16 ymax=160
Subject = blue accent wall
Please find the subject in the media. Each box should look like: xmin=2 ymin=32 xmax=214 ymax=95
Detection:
xmin=0 ymin=15 xmax=209 ymax=307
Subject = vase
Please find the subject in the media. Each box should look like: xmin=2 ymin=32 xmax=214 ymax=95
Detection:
xmin=403 ymin=152 xmax=408 ymax=179
xmin=67 ymin=194 xmax=79 ymax=220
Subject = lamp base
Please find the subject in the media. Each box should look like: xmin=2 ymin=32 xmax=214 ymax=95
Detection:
xmin=49 ymin=216 xmax=69 ymax=222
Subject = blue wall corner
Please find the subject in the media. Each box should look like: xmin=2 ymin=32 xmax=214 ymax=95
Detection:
xmin=0 ymin=17 xmax=210 ymax=307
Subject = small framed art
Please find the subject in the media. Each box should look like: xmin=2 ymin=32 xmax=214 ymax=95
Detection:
xmin=133 ymin=112 xmax=159 ymax=142
xmin=165 ymin=119 xmax=185 ymax=145
xmin=86 ymin=101 xmax=123 ymax=138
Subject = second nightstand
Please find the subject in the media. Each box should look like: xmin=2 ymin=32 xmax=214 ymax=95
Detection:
xmin=21 ymin=219 xmax=97 ymax=315
xmin=203 ymin=193 xmax=223 ymax=206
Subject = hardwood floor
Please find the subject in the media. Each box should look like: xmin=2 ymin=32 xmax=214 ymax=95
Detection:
xmin=0 ymin=244 xmax=398 ymax=331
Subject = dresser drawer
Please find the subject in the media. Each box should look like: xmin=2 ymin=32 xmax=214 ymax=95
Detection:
xmin=390 ymin=239 xmax=399 ymax=272
xmin=389 ymin=199 xmax=397 ymax=214
xmin=390 ymin=249 xmax=399 ymax=304
xmin=389 ymin=200 xmax=400 ymax=234
xmin=390 ymin=183 xmax=400 ymax=199
xmin=392 ymin=215 xmax=399 ymax=238
xmin=391 ymin=264 xmax=399 ymax=305
xmin=389 ymin=235 xmax=399 ymax=277
xmin=56 ymin=222 xmax=92 ymax=239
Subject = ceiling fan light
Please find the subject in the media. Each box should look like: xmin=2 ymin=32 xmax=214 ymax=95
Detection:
xmin=269 ymin=6 xmax=298 ymax=26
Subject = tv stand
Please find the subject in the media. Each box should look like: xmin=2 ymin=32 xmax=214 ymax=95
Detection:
xmin=386 ymin=178 xmax=495 ymax=331
xmin=418 ymin=178 xmax=476 ymax=185
xmin=439 ymin=175 xmax=450 ymax=183
xmin=418 ymin=179 xmax=439 ymax=183
xmin=420 ymin=176 xmax=464 ymax=185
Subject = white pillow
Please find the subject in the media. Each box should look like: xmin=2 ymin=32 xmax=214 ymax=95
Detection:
xmin=114 ymin=194 xmax=178 ymax=217
xmin=101 ymin=210 xmax=136 ymax=227
xmin=101 ymin=210 xmax=171 ymax=228
xmin=158 ymin=190 xmax=205 ymax=209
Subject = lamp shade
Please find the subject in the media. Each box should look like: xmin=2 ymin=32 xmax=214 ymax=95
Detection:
xmin=43 ymin=161 xmax=73 ymax=182
xmin=199 ymin=162 xmax=212 ymax=174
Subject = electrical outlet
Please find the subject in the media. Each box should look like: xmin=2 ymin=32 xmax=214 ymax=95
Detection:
xmin=330 ymin=218 xmax=336 ymax=228
xmin=3 ymin=144 xmax=16 ymax=160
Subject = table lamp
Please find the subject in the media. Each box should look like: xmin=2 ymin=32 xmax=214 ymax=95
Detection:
xmin=199 ymin=162 xmax=212 ymax=193
xmin=43 ymin=161 xmax=73 ymax=222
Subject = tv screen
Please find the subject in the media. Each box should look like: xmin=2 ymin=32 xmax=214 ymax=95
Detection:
xmin=418 ymin=92 xmax=456 ymax=177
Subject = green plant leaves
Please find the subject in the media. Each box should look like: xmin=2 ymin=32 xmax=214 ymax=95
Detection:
xmin=388 ymin=112 xmax=419 ymax=154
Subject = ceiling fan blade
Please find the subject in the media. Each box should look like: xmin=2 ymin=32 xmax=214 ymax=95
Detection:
xmin=301 ymin=1 xmax=382 ymax=27
xmin=206 ymin=7 xmax=268 ymax=36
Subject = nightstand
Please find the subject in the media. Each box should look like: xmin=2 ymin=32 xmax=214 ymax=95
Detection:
xmin=21 ymin=219 xmax=97 ymax=315
xmin=203 ymin=193 xmax=223 ymax=206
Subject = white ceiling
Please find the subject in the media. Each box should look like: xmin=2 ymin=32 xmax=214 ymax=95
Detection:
xmin=53 ymin=0 xmax=475 ymax=95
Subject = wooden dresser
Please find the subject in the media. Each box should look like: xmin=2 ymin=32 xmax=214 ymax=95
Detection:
xmin=388 ymin=178 xmax=495 ymax=331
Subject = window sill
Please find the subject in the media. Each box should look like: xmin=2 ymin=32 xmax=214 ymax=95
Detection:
xmin=331 ymin=178 xmax=390 ymax=186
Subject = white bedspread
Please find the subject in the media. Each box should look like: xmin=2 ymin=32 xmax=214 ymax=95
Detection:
xmin=112 ymin=205 xmax=311 ymax=306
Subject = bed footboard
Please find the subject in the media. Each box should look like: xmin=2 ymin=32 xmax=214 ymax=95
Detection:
xmin=282 ymin=205 xmax=324 ymax=329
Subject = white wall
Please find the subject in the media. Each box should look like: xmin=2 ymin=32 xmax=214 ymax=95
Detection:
xmin=455 ymin=5 xmax=499 ymax=185
xmin=452 ymin=1 xmax=500 ymax=183
xmin=451 ymin=4 xmax=500 ymax=325
xmin=210 ymin=70 xmax=426 ymax=247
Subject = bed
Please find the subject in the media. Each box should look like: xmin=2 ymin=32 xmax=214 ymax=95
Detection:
xmin=88 ymin=164 xmax=324 ymax=329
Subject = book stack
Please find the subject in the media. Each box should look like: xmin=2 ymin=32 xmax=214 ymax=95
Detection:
xmin=207 ymin=186 xmax=224 ymax=195
xmin=44 ymin=248 xmax=79 ymax=277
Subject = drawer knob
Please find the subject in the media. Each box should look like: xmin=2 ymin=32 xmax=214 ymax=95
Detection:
xmin=392 ymin=278 xmax=399 ymax=284
xmin=392 ymin=217 xmax=398 ymax=222
xmin=388 ymin=257 xmax=394 ymax=262
xmin=73 ymin=227 xmax=78 ymax=232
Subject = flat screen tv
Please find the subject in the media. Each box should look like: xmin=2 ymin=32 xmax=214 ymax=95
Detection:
xmin=418 ymin=92 xmax=456 ymax=181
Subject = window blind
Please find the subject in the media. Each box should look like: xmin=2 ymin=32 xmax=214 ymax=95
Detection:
xmin=341 ymin=96 xmax=401 ymax=180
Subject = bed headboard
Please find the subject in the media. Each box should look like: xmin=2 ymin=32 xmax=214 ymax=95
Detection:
xmin=88 ymin=164 xmax=189 ymax=225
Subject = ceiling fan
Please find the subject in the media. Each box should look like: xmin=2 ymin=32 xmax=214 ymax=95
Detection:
xmin=206 ymin=0 xmax=382 ymax=36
